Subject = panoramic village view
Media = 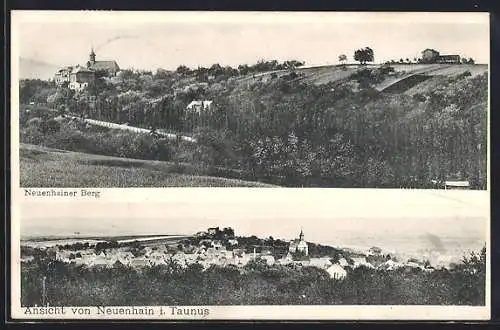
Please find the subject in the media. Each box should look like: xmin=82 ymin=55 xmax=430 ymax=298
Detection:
xmin=21 ymin=222 xmax=486 ymax=306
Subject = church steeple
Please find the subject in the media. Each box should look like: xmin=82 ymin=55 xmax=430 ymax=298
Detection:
xmin=299 ymin=228 xmax=304 ymax=241
xmin=89 ymin=47 xmax=96 ymax=64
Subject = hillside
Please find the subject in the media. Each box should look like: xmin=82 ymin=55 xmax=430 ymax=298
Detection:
xmin=19 ymin=62 xmax=488 ymax=188
xmin=20 ymin=144 xmax=276 ymax=187
xmin=234 ymin=64 xmax=487 ymax=90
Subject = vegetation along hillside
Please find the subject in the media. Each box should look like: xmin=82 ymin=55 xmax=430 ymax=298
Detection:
xmin=19 ymin=58 xmax=488 ymax=188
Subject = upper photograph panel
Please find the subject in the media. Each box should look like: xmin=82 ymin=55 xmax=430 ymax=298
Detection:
xmin=13 ymin=12 xmax=489 ymax=188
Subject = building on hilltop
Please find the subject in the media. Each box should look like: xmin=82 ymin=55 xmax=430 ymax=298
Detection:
xmin=86 ymin=48 xmax=120 ymax=76
xmin=54 ymin=47 xmax=120 ymax=91
xmin=288 ymin=228 xmax=308 ymax=256
xmin=438 ymin=54 xmax=461 ymax=64
xmin=421 ymin=49 xmax=460 ymax=64
xmin=54 ymin=66 xmax=73 ymax=85
xmin=69 ymin=66 xmax=96 ymax=92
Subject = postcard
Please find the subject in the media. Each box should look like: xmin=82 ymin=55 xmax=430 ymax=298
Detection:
xmin=10 ymin=10 xmax=490 ymax=320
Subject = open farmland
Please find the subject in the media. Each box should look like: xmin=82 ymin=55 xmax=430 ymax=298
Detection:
xmin=19 ymin=144 xmax=276 ymax=187
xmin=21 ymin=234 xmax=188 ymax=248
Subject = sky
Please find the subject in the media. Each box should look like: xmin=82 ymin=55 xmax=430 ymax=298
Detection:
xmin=20 ymin=189 xmax=489 ymax=243
xmin=13 ymin=11 xmax=490 ymax=72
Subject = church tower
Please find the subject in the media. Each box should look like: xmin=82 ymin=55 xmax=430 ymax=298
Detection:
xmin=89 ymin=47 xmax=96 ymax=65
xmin=299 ymin=228 xmax=304 ymax=241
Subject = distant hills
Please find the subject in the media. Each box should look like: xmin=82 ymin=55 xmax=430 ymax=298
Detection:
xmin=19 ymin=57 xmax=60 ymax=80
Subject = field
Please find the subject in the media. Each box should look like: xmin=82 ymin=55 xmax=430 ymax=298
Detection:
xmin=19 ymin=143 xmax=276 ymax=188
xmin=231 ymin=63 xmax=488 ymax=93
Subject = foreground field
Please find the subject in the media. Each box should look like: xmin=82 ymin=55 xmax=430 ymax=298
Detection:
xmin=19 ymin=144 xmax=276 ymax=187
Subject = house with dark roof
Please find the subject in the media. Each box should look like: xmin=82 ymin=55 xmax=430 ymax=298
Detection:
xmin=86 ymin=48 xmax=120 ymax=76
xmin=68 ymin=65 xmax=95 ymax=91
xmin=421 ymin=49 xmax=460 ymax=64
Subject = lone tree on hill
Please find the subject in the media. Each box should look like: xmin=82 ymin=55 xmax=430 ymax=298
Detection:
xmin=338 ymin=54 xmax=347 ymax=65
xmin=354 ymin=47 xmax=374 ymax=65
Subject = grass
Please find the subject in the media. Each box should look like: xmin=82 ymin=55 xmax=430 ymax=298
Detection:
xmin=20 ymin=143 xmax=277 ymax=188
xmin=235 ymin=63 xmax=488 ymax=90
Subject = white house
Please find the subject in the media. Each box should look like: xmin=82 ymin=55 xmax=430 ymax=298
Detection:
xmin=351 ymin=257 xmax=374 ymax=269
xmin=338 ymin=258 xmax=349 ymax=268
xmin=186 ymin=100 xmax=213 ymax=113
xmin=228 ymin=239 xmax=239 ymax=246
xmin=326 ymin=264 xmax=347 ymax=280
xmin=260 ymin=255 xmax=275 ymax=266
xmin=379 ymin=259 xmax=404 ymax=271
xmin=308 ymin=257 xmax=333 ymax=269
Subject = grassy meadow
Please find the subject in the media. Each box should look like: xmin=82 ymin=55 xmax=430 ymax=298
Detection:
xmin=19 ymin=144 xmax=275 ymax=188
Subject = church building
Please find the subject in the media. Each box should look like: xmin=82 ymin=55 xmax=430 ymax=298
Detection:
xmin=288 ymin=229 xmax=308 ymax=256
xmin=86 ymin=48 xmax=120 ymax=76
xmin=54 ymin=48 xmax=120 ymax=91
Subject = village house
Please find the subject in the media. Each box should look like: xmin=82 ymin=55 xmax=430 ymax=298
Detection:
xmin=228 ymin=239 xmax=239 ymax=246
xmin=69 ymin=66 xmax=96 ymax=92
xmin=277 ymin=252 xmax=294 ymax=265
xmin=259 ymin=255 xmax=275 ymax=266
xmin=308 ymin=257 xmax=332 ymax=269
xmin=338 ymin=258 xmax=350 ymax=268
xmin=211 ymin=240 xmax=224 ymax=250
xmin=379 ymin=259 xmax=404 ymax=271
xmin=207 ymin=227 xmax=219 ymax=236
xmin=351 ymin=256 xmax=374 ymax=269
xmin=326 ymin=264 xmax=347 ymax=280
xmin=54 ymin=66 xmax=73 ymax=85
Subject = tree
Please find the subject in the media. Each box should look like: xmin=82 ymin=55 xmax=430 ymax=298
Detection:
xmin=353 ymin=47 xmax=374 ymax=65
xmin=176 ymin=65 xmax=191 ymax=76
xmin=338 ymin=54 xmax=347 ymax=65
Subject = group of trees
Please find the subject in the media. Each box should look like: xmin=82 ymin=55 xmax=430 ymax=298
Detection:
xmin=337 ymin=47 xmax=375 ymax=65
xmin=175 ymin=59 xmax=306 ymax=81
xmin=21 ymin=246 xmax=486 ymax=306
xmin=353 ymin=47 xmax=375 ymax=65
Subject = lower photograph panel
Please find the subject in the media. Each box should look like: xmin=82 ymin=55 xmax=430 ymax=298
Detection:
xmin=13 ymin=189 xmax=489 ymax=320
